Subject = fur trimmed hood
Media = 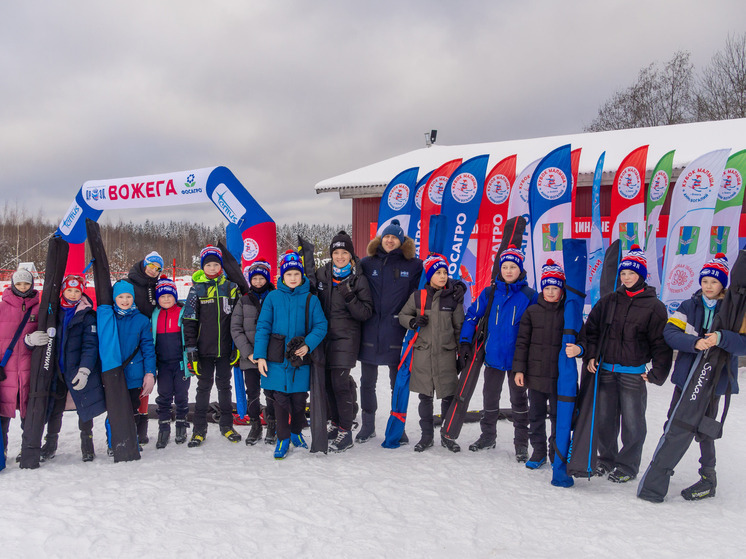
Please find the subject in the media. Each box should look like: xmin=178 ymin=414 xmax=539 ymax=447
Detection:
xmin=367 ymin=236 xmax=417 ymax=260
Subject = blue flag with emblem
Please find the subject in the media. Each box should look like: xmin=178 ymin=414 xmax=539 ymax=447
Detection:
xmin=377 ymin=167 xmax=420 ymax=237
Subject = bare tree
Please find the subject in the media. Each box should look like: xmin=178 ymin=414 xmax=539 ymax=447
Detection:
xmin=696 ymin=33 xmax=746 ymax=120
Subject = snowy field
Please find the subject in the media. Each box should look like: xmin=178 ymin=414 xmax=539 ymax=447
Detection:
xmin=3 ymin=367 xmax=746 ymax=558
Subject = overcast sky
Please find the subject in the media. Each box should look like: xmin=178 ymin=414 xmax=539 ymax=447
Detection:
xmin=0 ymin=1 xmax=742 ymax=227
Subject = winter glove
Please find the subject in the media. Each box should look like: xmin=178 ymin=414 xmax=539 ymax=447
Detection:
xmin=141 ymin=373 xmax=155 ymax=397
xmin=230 ymin=348 xmax=241 ymax=366
xmin=187 ymin=348 xmax=200 ymax=376
xmin=409 ymin=315 xmax=429 ymax=330
xmin=458 ymin=343 xmax=473 ymax=370
xmin=452 ymin=280 xmax=467 ymax=302
xmin=71 ymin=367 xmax=91 ymax=391
xmin=25 ymin=331 xmax=49 ymax=347
xmin=337 ymin=281 xmax=356 ymax=303
xmin=286 ymin=336 xmax=308 ymax=368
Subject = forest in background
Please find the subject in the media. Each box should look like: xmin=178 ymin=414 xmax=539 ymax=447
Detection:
xmin=0 ymin=203 xmax=349 ymax=279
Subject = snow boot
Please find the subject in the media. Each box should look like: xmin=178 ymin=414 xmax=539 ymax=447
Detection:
xmin=525 ymin=449 xmax=547 ymax=470
xmin=220 ymin=426 xmax=242 ymax=443
xmin=327 ymin=421 xmax=339 ymax=441
xmin=355 ymin=411 xmax=376 ymax=443
xmin=137 ymin=413 xmax=149 ymax=445
xmin=245 ymin=420 xmax=262 ymax=446
xmin=515 ymin=445 xmax=529 ymax=463
xmin=414 ymin=434 xmax=434 ymax=452
xmin=40 ymin=434 xmax=59 ymax=462
xmin=81 ymin=431 xmax=95 ymax=462
xmin=469 ymin=434 xmax=497 ymax=452
xmin=595 ymin=462 xmax=611 ymax=477
xmin=330 ymin=428 xmax=354 ymax=453
xmin=290 ymin=433 xmax=308 ymax=449
xmin=156 ymin=421 xmax=170 ymax=449
xmin=264 ymin=419 xmax=277 ymax=445
xmin=681 ymin=469 xmax=717 ymax=501
xmin=608 ymin=467 xmax=636 ymax=483
xmin=440 ymin=433 xmax=461 ymax=453
xmin=274 ymin=438 xmax=290 ymax=460
xmin=188 ymin=431 xmax=206 ymax=448
xmin=175 ymin=420 xmax=188 ymax=444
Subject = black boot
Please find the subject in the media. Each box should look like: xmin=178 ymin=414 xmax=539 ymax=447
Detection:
xmin=414 ymin=434 xmax=434 ymax=452
xmin=355 ymin=411 xmax=376 ymax=443
xmin=440 ymin=433 xmax=461 ymax=453
xmin=245 ymin=420 xmax=262 ymax=446
xmin=156 ymin=421 xmax=170 ymax=449
xmin=41 ymin=434 xmax=59 ymax=462
xmin=264 ymin=419 xmax=277 ymax=445
xmin=137 ymin=414 xmax=150 ymax=445
xmin=81 ymin=431 xmax=95 ymax=462
xmin=681 ymin=469 xmax=717 ymax=501
xmin=515 ymin=445 xmax=529 ymax=463
xmin=175 ymin=420 xmax=188 ymax=444
xmin=469 ymin=434 xmax=497 ymax=452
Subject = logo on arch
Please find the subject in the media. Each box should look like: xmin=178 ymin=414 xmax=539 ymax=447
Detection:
xmin=243 ymin=238 xmax=260 ymax=261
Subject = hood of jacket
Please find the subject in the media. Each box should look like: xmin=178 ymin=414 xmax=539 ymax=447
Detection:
xmin=366 ymin=236 xmax=417 ymax=260
xmin=192 ymin=269 xmax=228 ymax=285
xmin=129 ymin=261 xmax=158 ymax=287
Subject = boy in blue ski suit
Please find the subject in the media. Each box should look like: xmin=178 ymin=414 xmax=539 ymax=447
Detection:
xmin=460 ymin=245 xmax=537 ymax=460
xmin=661 ymin=254 xmax=746 ymax=500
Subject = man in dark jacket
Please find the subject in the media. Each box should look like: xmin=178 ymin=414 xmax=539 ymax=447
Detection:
xmin=358 ymin=220 xmax=422 ymax=443
xmin=313 ymin=231 xmax=373 ymax=452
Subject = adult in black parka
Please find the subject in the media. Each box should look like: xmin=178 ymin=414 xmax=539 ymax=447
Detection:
xmin=358 ymin=220 xmax=422 ymax=443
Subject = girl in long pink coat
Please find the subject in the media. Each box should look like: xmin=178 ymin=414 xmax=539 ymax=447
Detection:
xmin=0 ymin=269 xmax=41 ymax=457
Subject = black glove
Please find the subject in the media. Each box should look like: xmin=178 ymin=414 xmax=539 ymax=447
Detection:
xmin=452 ymin=280 xmax=467 ymax=302
xmin=337 ymin=281 xmax=356 ymax=303
xmin=409 ymin=315 xmax=429 ymax=329
xmin=458 ymin=343 xmax=473 ymax=370
xmin=286 ymin=336 xmax=307 ymax=368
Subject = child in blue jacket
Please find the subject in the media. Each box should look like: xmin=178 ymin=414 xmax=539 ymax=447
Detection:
xmin=111 ymin=280 xmax=156 ymax=452
xmin=460 ymin=245 xmax=537 ymax=460
xmin=660 ymin=254 xmax=746 ymax=500
xmin=254 ymin=251 xmax=327 ymax=460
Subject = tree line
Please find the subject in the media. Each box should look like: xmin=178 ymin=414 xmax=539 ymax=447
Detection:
xmin=586 ymin=33 xmax=746 ymax=131
xmin=0 ymin=202 xmax=349 ymax=279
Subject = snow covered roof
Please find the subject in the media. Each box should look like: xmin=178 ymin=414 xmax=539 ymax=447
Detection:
xmin=315 ymin=118 xmax=746 ymax=198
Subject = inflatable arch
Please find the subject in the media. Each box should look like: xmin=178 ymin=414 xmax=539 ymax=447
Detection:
xmin=56 ymin=166 xmax=277 ymax=279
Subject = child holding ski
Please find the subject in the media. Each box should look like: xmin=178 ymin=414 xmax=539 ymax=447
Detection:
xmin=111 ymin=280 xmax=157 ymax=452
xmin=513 ymin=260 xmax=565 ymax=469
xmin=460 ymin=244 xmax=536 ymax=460
xmin=254 ymin=250 xmax=327 ymax=460
xmin=658 ymin=254 xmax=746 ymax=500
xmin=183 ymin=245 xmax=241 ymax=447
xmin=0 ymin=268 xmax=40 ymax=459
xmin=567 ymin=245 xmax=672 ymax=482
xmin=231 ymin=260 xmax=277 ymax=446
xmin=399 ymin=254 xmax=464 ymax=453
xmin=151 ymin=276 xmax=190 ymax=448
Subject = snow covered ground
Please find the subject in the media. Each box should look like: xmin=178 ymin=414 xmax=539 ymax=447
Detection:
xmin=3 ymin=367 xmax=746 ymax=558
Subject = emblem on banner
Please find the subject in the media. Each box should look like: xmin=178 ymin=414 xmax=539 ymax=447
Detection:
xmin=185 ymin=173 xmax=196 ymax=189
xmin=719 ymin=169 xmax=742 ymax=202
xmin=387 ymin=183 xmax=409 ymax=211
xmin=243 ymin=238 xmax=260 ymax=262
xmin=710 ymin=226 xmax=730 ymax=254
xmin=537 ymin=167 xmax=567 ymax=201
xmin=485 ymin=174 xmax=510 ymax=205
xmin=676 ymin=226 xmax=700 ymax=255
xmin=618 ymin=167 xmax=642 ymax=200
xmin=681 ymin=169 xmax=715 ymax=203
xmin=649 ymin=170 xmax=669 ymax=202
xmin=414 ymin=185 xmax=425 ymax=210
xmin=541 ymin=223 xmax=563 ymax=251
xmin=451 ymin=173 xmax=478 ymax=204
xmin=619 ymin=222 xmax=640 ymax=250
xmin=428 ymin=176 xmax=448 ymax=205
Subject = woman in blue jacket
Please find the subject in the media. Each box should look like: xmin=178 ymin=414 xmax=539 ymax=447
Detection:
xmin=254 ymin=251 xmax=327 ymax=459
xmin=662 ymin=254 xmax=746 ymax=500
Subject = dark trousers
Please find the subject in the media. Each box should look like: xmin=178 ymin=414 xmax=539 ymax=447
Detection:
xmin=360 ymin=362 xmax=397 ymax=414
xmin=327 ymin=367 xmax=355 ymax=431
xmin=666 ymin=386 xmax=718 ymax=472
xmin=481 ymin=367 xmax=528 ymax=446
xmin=194 ymin=355 xmax=233 ymax=431
xmin=528 ymin=388 xmax=557 ymax=459
xmin=1 ymin=416 xmax=9 ymax=452
xmin=243 ymin=368 xmax=274 ymax=421
xmin=156 ymin=360 xmax=191 ymax=422
xmin=46 ymin=387 xmax=94 ymax=437
xmin=273 ymin=391 xmax=307 ymax=440
xmin=418 ymin=394 xmax=454 ymax=437
xmin=597 ymin=370 xmax=647 ymax=476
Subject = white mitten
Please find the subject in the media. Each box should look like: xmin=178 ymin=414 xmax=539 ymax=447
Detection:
xmin=71 ymin=367 xmax=91 ymax=391
xmin=25 ymin=331 xmax=49 ymax=347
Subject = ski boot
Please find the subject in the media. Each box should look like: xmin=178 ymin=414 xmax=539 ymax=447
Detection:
xmin=327 ymin=421 xmax=339 ymax=441
xmin=40 ymin=434 xmax=59 ymax=462
xmin=175 ymin=420 xmax=188 ymax=444
xmin=440 ymin=433 xmax=461 ymax=453
xmin=264 ymin=419 xmax=277 ymax=445
xmin=245 ymin=420 xmax=263 ymax=446
xmin=329 ymin=428 xmax=354 ymax=453
xmin=188 ymin=431 xmax=206 ymax=448
xmin=156 ymin=421 xmax=170 ymax=449
xmin=608 ymin=467 xmax=636 ymax=483
xmin=136 ymin=413 xmax=150 ymax=445
xmin=274 ymin=438 xmax=290 ymax=460
xmin=81 ymin=431 xmax=95 ymax=462
xmin=355 ymin=412 xmax=376 ymax=443
xmin=290 ymin=433 xmax=308 ymax=449
xmin=595 ymin=462 xmax=611 ymax=477
xmin=525 ymin=449 xmax=547 ymax=470
xmin=681 ymin=470 xmax=717 ymax=501
xmin=469 ymin=434 xmax=496 ymax=452
xmin=220 ymin=426 xmax=242 ymax=443
xmin=414 ymin=434 xmax=434 ymax=453
xmin=515 ymin=445 xmax=529 ymax=463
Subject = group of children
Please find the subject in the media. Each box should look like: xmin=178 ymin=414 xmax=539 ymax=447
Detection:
xmin=1 ymin=232 xmax=744 ymax=501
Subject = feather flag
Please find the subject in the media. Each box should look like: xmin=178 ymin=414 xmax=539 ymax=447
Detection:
xmin=410 ymin=170 xmax=433 ymax=257
xmin=419 ymin=159 xmax=462 ymax=259
xmin=644 ymin=150 xmax=675 ymax=289
xmin=587 ymin=152 xmax=606 ymax=306
xmin=711 ymin=149 xmax=746 ymax=265
xmin=507 ymin=158 xmax=541 ymax=288
xmin=610 ymin=146 xmax=648 ymax=253
xmin=377 ymin=167 xmax=420 ymax=236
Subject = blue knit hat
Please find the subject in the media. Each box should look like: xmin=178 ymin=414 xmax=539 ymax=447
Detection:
xmin=113 ymin=280 xmax=135 ymax=299
xmin=381 ymin=219 xmax=405 ymax=244
xmin=540 ymin=259 xmax=565 ymax=291
xmin=499 ymin=244 xmax=524 ymax=272
xmin=279 ymin=250 xmax=304 ymax=280
xmin=245 ymin=260 xmax=272 ymax=284
xmin=200 ymin=245 xmax=223 ymax=269
xmin=144 ymin=251 xmax=164 ymax=270
xmin=155 ymin=275 xmax=178 ymax=302
xmin=424 ymin=253 xmax=448 ymax=284
xmin=618 ymin=244 xmax=647 ymax=280
xmin=700 ymin=253 xmax=729 ymax=288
